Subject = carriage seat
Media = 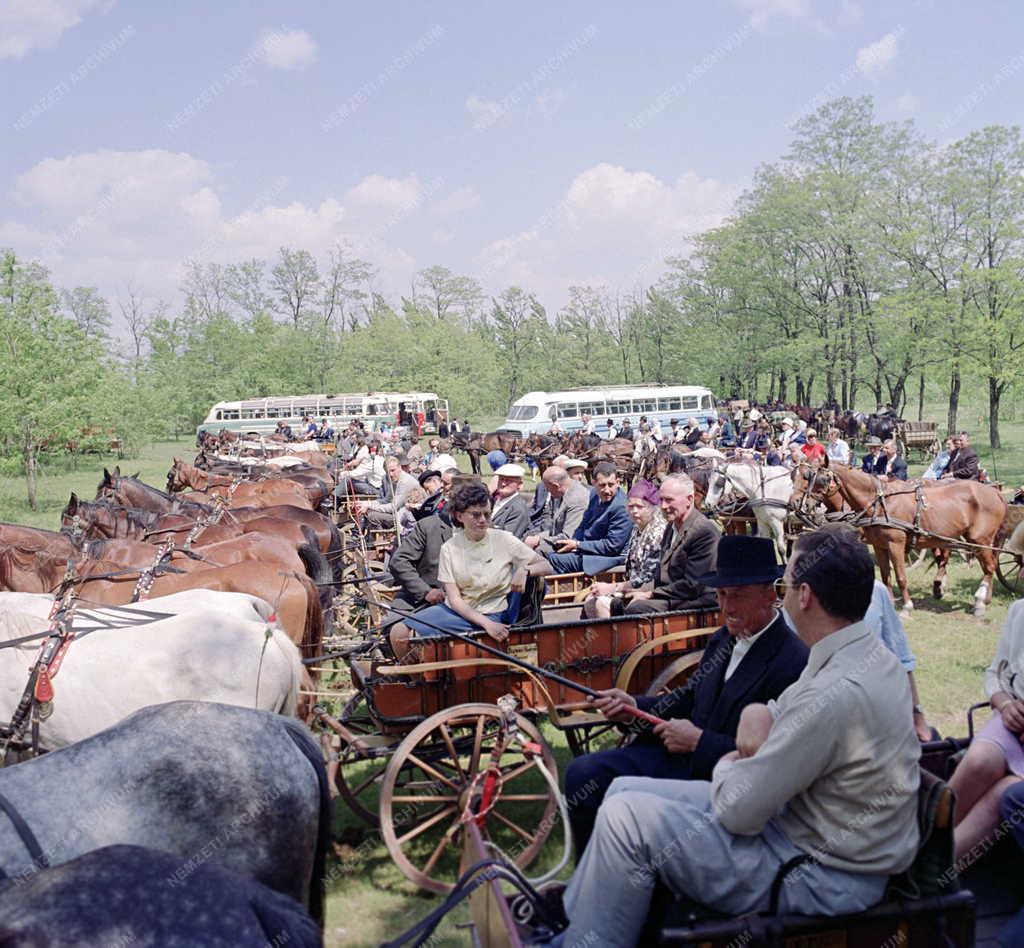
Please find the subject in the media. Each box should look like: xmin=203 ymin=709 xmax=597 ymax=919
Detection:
xmin=652 ymin=769 xmax=975 ymax=946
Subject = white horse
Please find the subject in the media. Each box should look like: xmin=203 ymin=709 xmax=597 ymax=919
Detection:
xmin=703 ymin=461 xmax=794 ymax=559
xmin=0 ymin=592 xmax=302 ymax=750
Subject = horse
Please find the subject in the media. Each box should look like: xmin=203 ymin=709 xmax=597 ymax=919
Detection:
xmin=0 ymin=701 xmax=330 ymax=920
xmin=522 ymin=433 xmax=564 ymax=475
xmin=703 ymin=461 xmax=794 ymax=559
xmin=0 ymin=594 xmax=304 ymax=749
xmin=791 ymin=460 xmax=1007 ymax=616
xmin=481 ymin=431 xmax=524 ymax=459
xmin=450 ymin=430 xmax=484 ymax=474
xmin=0 ymin=845 xmax=321 ymax=947
xmin=168 ymin=457 xmax=332 ymax=506
xmin=99 ymin=466 xmax=315 ymax=512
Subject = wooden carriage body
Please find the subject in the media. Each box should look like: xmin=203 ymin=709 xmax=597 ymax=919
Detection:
xmin=896 ymin=420 xmax=940 ymax=460
xmin=355 ymin=607 xmax=719 ymax=731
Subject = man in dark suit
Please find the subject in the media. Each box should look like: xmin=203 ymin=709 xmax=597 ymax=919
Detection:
xmin=880 ymin=439 xmax=908 ymax=482
xmin=564 ymin=535 xmax=809 ymax=854
xmin=525 ymin=466 xmax=590 ymax=555
xmin=941 ymin=431 xmax=980 ymax=480
xmin=625 ymin=473 xmax=719 ymax=613
xmin=861 ymin=436 xmax=887 ymax=475
xmin=488 ymin=463 xmax=531 ymax=538
xmin=544 ymin=461 xmax=633 ymax=575
xmin=387 ymin=509 xmax=453 ymax=612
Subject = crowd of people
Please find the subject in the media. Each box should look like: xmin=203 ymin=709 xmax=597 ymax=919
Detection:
xmin=356 ymin=409 xmax=1023 ymax=946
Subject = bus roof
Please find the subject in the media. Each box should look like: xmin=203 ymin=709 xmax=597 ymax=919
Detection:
xmin=209 ymin=391 xmax=440 ymax=409
xmin=510 ymin=385 xmax=713 ymax=406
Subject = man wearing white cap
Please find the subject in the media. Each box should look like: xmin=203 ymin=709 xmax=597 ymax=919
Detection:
xmin=489 ymin=463 xmax=531 ymax=539
xmin=565 ymin=458 xmax=588 ymax=483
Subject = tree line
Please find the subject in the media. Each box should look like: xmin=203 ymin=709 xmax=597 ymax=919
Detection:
xmin=3 ymin=96 xmax=1023 ymax=507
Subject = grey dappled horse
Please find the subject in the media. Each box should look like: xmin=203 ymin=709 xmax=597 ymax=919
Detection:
xmin=0 ymin=702 xmax=331 ymax=922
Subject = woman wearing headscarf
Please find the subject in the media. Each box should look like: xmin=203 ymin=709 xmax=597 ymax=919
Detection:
xmin=583 ymin=479 xmax=666 ymax=618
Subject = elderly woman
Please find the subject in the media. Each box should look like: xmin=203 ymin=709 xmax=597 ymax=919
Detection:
xmin=388 ymin=481 xmax=552 ymax=658
xmin=584 ymin=480 xmax=666 ymax=618
xmin=949 ymin=599 xmax=1024 ymax=860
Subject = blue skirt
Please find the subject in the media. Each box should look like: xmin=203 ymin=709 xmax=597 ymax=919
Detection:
xmin=404 ymin=592 xmax=522 ymax=639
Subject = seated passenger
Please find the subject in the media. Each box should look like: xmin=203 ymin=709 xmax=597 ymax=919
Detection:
xmin=922 ymin=437 xmax=954 ymax=480
xmin=388 ymin=481 xmax=551 ymax=658
xmin=544 ymin=462 xmax=633 ymax=576
xmin=525 ymin=466 xmax=591 ymax=556
xmin=949 ymin=598 xmax=1024 ymax=861
xmin=552 ymin=528 xmax=920 ymax=947
xmin=582 ymin=479 xmax=666 ymax=619
xmin=568 ymin=535 xmax=806 ymax=853
xmin=623 ymin=473 xmax=719 ymax=614
xmin=357 ymin=456 xmax=420 ymax=529
xmin=488 ymin=464 xmax=531 ymax=539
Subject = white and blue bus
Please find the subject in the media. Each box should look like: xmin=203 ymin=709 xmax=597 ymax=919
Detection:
xmin=500 ymin=385 xmax=717 ymax=438
xmin=196 ymin=391 xmax=449 ymax=438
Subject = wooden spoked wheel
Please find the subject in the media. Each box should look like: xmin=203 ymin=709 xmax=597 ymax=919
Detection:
xmin=644 ymin=651 xmax=704 ymax=697
xmin=333 ymin=693 xmax=395 ymax=826
xmin=563 ymin=719 xmax=622 ymax=757
xmin=997 ymin=550 xmax=1024 ymax=596
xmin=379 ymin=703 xmax=558 ymax=894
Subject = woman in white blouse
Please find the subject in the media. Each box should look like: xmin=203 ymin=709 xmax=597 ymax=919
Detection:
xmin=949 ymin=598 xmax=1024 ymax=860
xmin=388 ymin=481 xmax=551 ymax=657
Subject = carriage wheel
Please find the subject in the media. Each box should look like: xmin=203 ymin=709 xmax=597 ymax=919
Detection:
xmin=563 ymin=719 xmax=623 ymax=757
xmin=644 ymin=651 xmax=704 ymax=697
xmin=380 ymin=703 xmax=558 ymax=894
xmin=333 ymin=692 xmax=395 ymax=826
xmin=996 ymin=550 xmax=1024 ymax=596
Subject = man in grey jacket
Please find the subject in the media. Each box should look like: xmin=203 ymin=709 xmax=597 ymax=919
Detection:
xmin=359 ymin=455 xmax=420 ymax=529
xmin=524 ymin=466 xmax=590 ymax=555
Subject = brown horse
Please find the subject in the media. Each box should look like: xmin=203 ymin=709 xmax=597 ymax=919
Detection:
xmin=166 ymin=459 xmax=330 ymax=507
xmin=792 ymin=461 xmax=1006 ymax=616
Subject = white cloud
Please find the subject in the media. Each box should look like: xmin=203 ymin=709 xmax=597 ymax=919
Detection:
xmin=474 ymin=162 xmax=742 ymax=302
xmin=895 ymin=92 xmax=919 ymax=113
xmin=0 ymin=0 xmax=113 ymax=60
xmin=465 ymin=93 xmax=500 ymax=122
xmin=344 ymin=173 xmax=424 ymax=211
xmin=434 ymin=186 xmax=481 ymax=216
xmin=259 ymin=27 xmax=317 ymax=71
xmin=3 ymin=149 xmax=439 ymax=306
xmin=734 ymin=0 xmax=813 ymax=27
xmin=856 ymin=31 xmax=900 ymax=76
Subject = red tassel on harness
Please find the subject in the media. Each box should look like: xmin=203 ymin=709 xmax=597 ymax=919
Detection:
xmin=34 ymin=667 xmax=54 ymax=703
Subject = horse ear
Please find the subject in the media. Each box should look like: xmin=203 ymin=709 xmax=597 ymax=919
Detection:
xmin=131 ymin=471 xmax=140 ymax=479
xmin=113 ymin=466 xmax=121 ymax=477
xmin=102 ymin=468 xmax=111 ymax=484
xmin=68 ymin=492 xmax=78 ymax=510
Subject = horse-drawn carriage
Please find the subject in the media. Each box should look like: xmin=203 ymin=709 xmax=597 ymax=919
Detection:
xmin=313 ymin=605 xmax=719 ymax=893
xmin=896 ymin=420 xmax=941 ymax=461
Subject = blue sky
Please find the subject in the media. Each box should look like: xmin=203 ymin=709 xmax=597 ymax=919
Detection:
xmin=3 ymin=0 xmax=1023 ymax=321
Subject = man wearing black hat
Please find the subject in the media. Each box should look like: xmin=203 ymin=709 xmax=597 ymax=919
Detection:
xmin=563 ymin=535 xmax=808 ymax=855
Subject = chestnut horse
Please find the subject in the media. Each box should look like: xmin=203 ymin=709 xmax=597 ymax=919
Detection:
xmin=167 ymin=458 xmax=332 ymax=506
xmin=97 ymin=467 xmax=314 ymax=511
xmin=792 ymin=461 xmax=1006 ymax=616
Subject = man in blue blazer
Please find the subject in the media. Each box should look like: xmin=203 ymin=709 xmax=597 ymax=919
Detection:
xmin=564 ymin=535 xmax=809 ymax=855
xmin=861 ymin=436 xmax=887 ymax=475
xmin=544 ymin=461 xmax=633 ymax=575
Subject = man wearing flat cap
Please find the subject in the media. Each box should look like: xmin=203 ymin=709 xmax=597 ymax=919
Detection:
xmin=489 ymin=463 xmax=531 ymax=539
xmin=563 ymin=534 xmax=809 ymax=854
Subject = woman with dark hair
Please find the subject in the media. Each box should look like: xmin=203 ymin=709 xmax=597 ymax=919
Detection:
xmin=388 ymin=481 xmax=552 ymax=657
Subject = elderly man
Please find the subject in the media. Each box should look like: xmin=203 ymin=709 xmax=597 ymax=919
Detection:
xmin=552 ymin=528 xmax=921 ymax=947
xmin=565 ymin=536 xmax=807 ymax=854
xmin=861 ymin=436 xmax=886 ymax=475
xmin=619 ymin=418 xmax=635 ymax=442
xmin=359 ymin=455 xmax=420 ymax=529
xmin=624 ymin=474 xmax=719 ymax=614
xmin=564 ymin=458 xmax=588 ymax=483
xmin=525 ymin=466 xmax=591 ymax=555
xmin=681 ymin=417 xmax=702 ymax=448
xmin=880 ymin=439 xmax=908 ymax=481
xmin=529 ymin=454 xmax=568 ymax=532
xmin=334 ymin=438 xmax=385 ymax=496
xmin=941 ymin=431 xmax=980 ymax=480
xmin=489 ymin=463 xmax=531 ymax=538
xmin=545 ymin=461 xmax=633 ymax=575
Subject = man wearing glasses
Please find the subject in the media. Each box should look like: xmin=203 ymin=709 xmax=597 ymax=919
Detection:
xmin=563 ymin=535 xmax=807 ymax=856
xmin=549 ymin=527 xmax=919 ymax=948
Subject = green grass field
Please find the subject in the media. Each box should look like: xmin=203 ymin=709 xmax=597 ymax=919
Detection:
xmin=0 ymin=416 xmax=1019 ymax=946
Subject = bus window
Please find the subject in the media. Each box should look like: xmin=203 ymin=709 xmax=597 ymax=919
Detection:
xmin=701 ymin=394 xmax=714 ymax=410
xmin=578 ymin=400 xmax=605 ymax=417
xmin=607 ymin=399 xmax=631 ymax=415
xmin=681 ymin=396 xmax=699 ymax=410
xmin=557 ymin=402 xmax=578 ymax=419
xmin=658 ymin=397 xmax=681 ymax=411
xmin=632 ymin=399 xmax=657 ymax=414
xmin=223 ymin=410 xmax=239 ymax=420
